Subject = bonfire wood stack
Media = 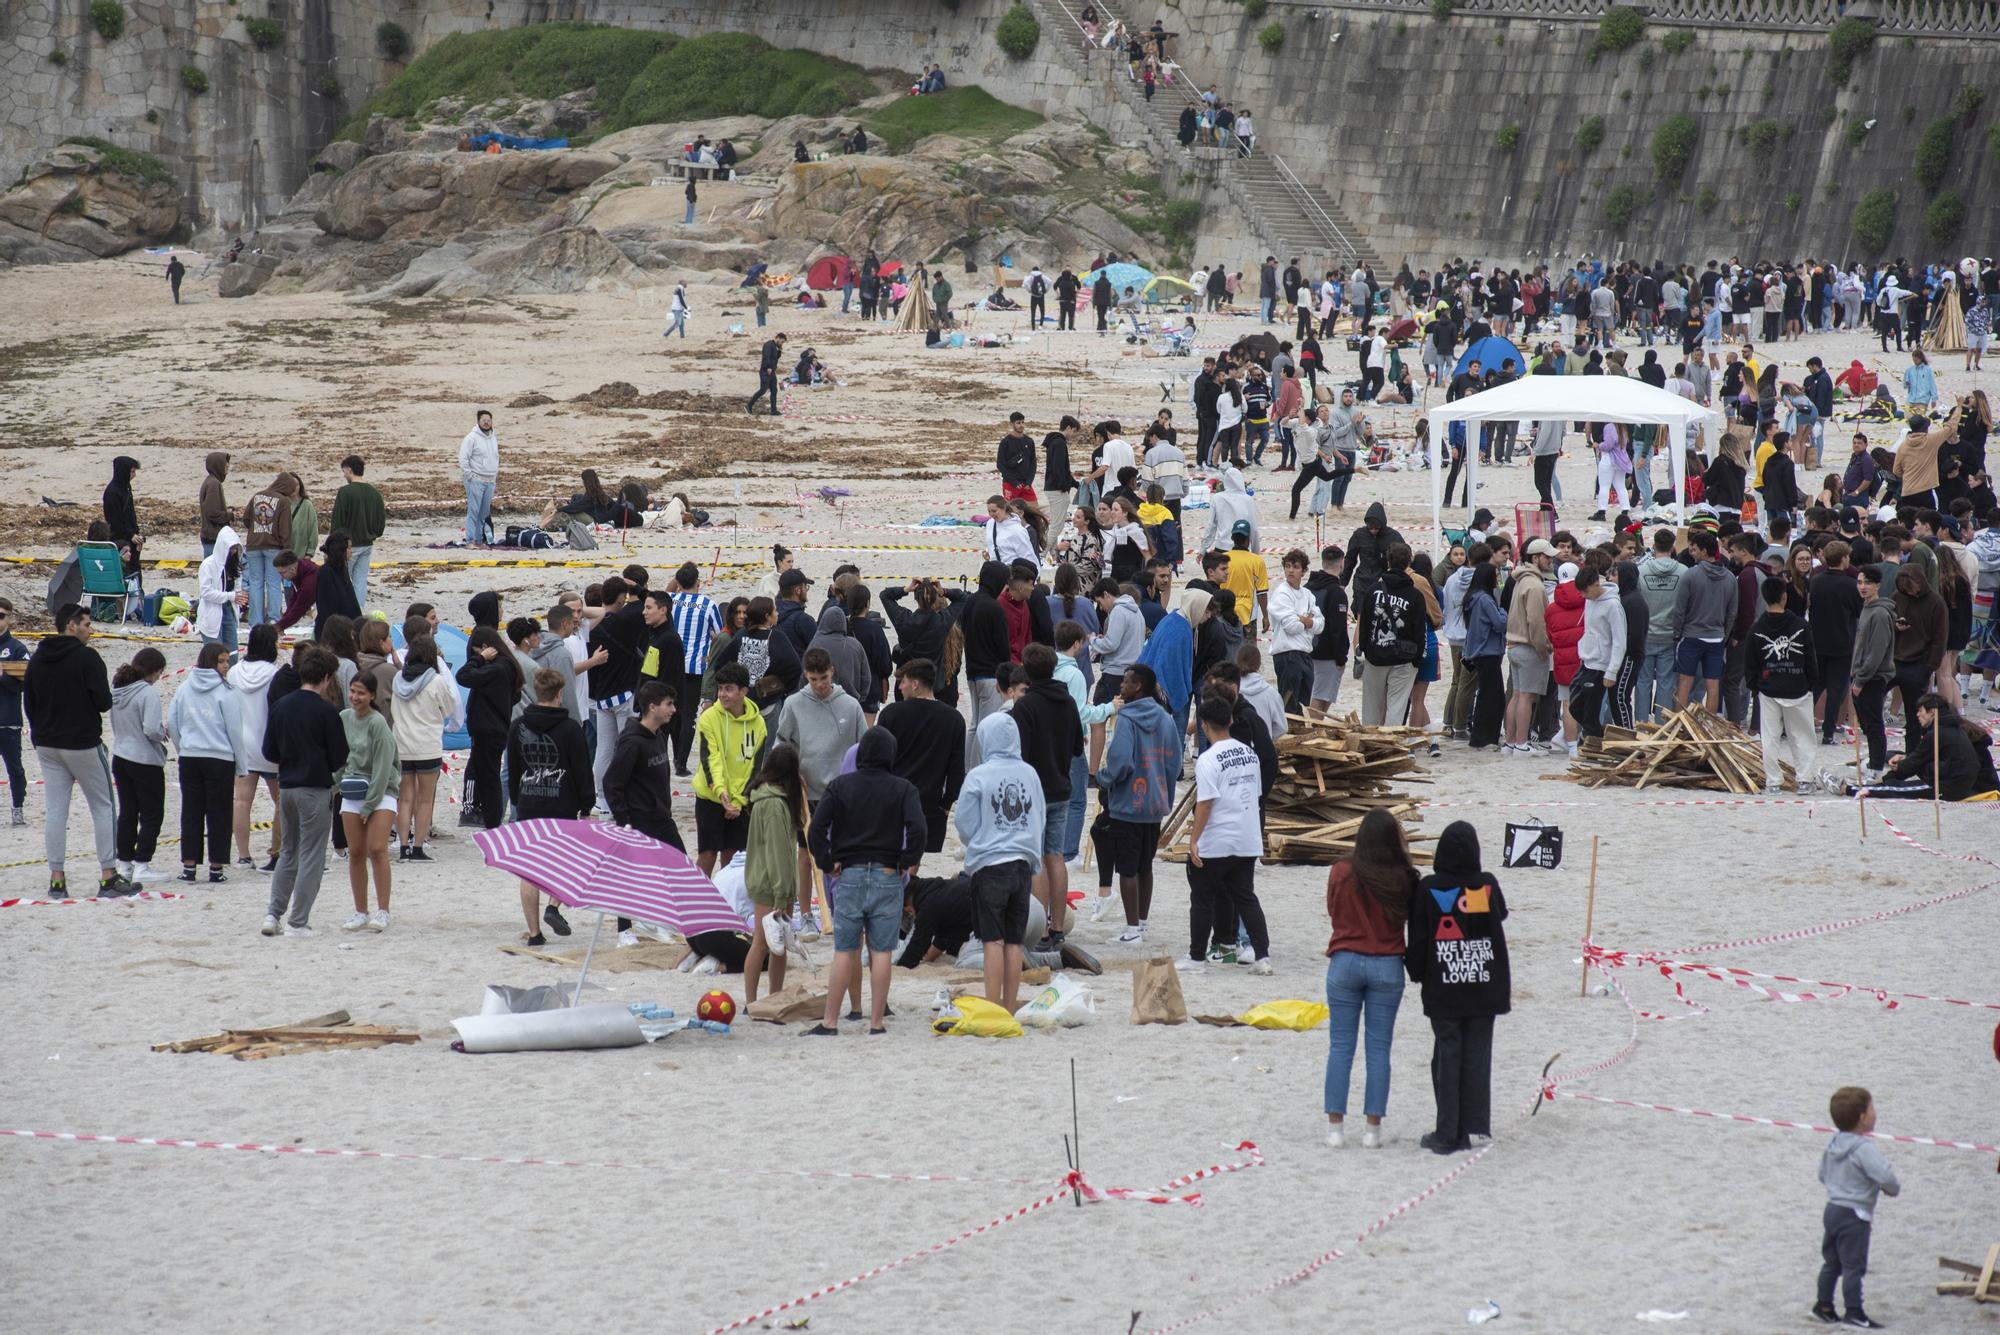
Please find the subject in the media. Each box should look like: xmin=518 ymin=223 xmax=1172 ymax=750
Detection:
xmin=152 ymin=1009 xmax=420 ymax=1061
xmin=1161 ymin=712 xmax=1431 ymax=864
xmin=1561 ymin=705 xmax=1786 ymax=793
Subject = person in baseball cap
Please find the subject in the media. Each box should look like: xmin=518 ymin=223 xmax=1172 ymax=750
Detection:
xmin=1523 ymin=537 xmax=1556 ymax=558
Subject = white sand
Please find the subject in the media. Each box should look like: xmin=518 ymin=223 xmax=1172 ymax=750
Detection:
xmin=3 ymin=257 xmax=1996 ymax=1335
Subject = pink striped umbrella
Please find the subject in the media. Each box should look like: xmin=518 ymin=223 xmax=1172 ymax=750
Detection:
xmin=473 ymin=818 xmax=745 ymax=938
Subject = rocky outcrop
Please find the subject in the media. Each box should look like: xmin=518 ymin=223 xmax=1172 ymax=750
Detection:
xmin=0 ymin=141 xmax=179 ymax=263
xmin=313 ymin=149 xmax=624 ymax=242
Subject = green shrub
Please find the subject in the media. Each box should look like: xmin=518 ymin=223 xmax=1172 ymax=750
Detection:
xmin=1575 ymin=114 xmax=1605 ymax=155
xmin=1651 ymin=113 xmax=1697 ymax=177
xmin=1241 ymin=0 xmax=1269 ymax=16
xmin=1845 ymin=117 xmax=1870 ymax=147
xmin=1162 ymin=199 xmax=1202 ymax=249
xmin=995 ymin=4 xmax=1040 ymax=59
xmin=612 ymin=33 xmax=874 ymax=129
xmin=1991 ymin=123 xmax=2000 ymax=164
xmin=1737 ymin=118 xmax=1785 ymax=159
xmin=1603 ymin=183 xmax=1651 ymax=230
xmin=181 ymin=64 xmax=208 ymax=94
xmin=351 ymin=24 xmax=675 ymax=128
xmin=59 ymin=136 xmax=173 ymax=184
xmin=1851 ymin=187 xmax=1896 ymax=253
xmin=1430 ymin=0 xmax=1456 ymax=20
xmin=1696 ymin=185 xmax=1719 ymax=214
xmin=318 ymin=73 xmax=340 ymax=97
xmin=1637 ymin=45 xmax=1655 ymax=71
xmin=1257 ymin=21 xmax=1285 ymax=51
xmin=48 ymin=47 xmax=67 ymax=65
xmin=1925 ymin=190 xmax=1966 ymax=246
xmin=90 ymin=0 xmax=125 ymax=40
xmin=1827 ymin=16 xmax=1875 ymax=85
xmin=1596 ymin=6 xmax=1646 ymax=53
xmin=1661 ymin=30 xmax=1694 ymax=55
xmin=244 ymin=17 xmax=282 ymax=50
xmin=864 ymin=86 xmax=1042 ymax=152
xmin=1913 ymin=116 xmax=1952 ymax=192
xmin=1953 ymin=85 xmax=1984 ymax=122
xmin=376 ymin=21 xmax=410 ymax=60
xmin=1783 ymin=190 xmax=1801 ymax=211
xmin=1495 ymin=122 xmax=1522 ymax=151
xmin=145 ymin=108 xmax=159 ymax=123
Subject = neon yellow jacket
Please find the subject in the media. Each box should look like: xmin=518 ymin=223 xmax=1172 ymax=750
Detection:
xmin=693 ymin=699 xmax=766 ymax=807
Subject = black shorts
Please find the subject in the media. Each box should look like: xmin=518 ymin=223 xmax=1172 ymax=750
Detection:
xmin=970 ymin=859 xmax=1034 ymax=946
xmin=1104 ymin=818 xmax=1161 ymax=877
xmin=1091 ymin=672 xmax=1124 ymax=706
xmin=685 ymin=929 xmax=750 ymax=972
xmin=400 ymin=757 xmax=442 ymax=774
xmin=694 ymin=796 xmax=749 ymax=852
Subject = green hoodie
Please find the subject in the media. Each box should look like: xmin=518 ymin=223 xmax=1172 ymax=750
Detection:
xmin=340 ymin=707 xmax=399 ymax=814
xmin=743 ymin=782 xmax=799 ymax=909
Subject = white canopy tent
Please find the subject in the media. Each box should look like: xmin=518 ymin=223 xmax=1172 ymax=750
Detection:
xmin=1427 ymin=375 xmax=1727 ymax=532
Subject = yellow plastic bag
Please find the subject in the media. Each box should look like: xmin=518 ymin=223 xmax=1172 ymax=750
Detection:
xmin=1239 ymin=1000 xmax=1330 ymax=1032
xmin=156 ymin=595 xmax=191 ymax=625
xmin=932 ymin=996 xmax=1024 ymax=1039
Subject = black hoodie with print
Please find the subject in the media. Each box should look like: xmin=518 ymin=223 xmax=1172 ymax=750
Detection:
xmin=1404 ymin=821 xmax=1511 ymax=1019
xmin=507 ymin=703 xmax=593 ymax=820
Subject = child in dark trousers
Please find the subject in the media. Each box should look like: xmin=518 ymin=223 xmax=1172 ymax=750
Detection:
xmin=1813 ymin=1085 xmax=1899 ymax=1328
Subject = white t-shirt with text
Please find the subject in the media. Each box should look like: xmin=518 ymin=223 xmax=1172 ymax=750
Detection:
xmin=1194 ymin=737 xmax=1264 ymax=859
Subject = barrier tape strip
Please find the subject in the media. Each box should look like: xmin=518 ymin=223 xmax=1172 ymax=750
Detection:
xmin=706 ymin=1143 xmax=1265 ymax=1335
xmin=1664 ymin=872 xmax=2000 ymax=959
xmin=1541 ymin=1091 xmax=1999 ymax=1154
xmin=1874 ymin=811 xmax=2000 ymax=864
xmin=0 ymin=1127 xmax=1039 ymax=1187
xmin=0 ymin=891 xmax=184 ymax=908
xmin=0 ymin=821 xmax=274 ymax=872
xmin=1583 ymin=943 xmax=2000 ymax=1018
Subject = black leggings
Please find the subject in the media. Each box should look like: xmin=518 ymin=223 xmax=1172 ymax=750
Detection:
xmin=1442 ymin=447 xmax=1471 ymax=510
xmin=1468 ymin=654 xmax=1505 ymax=747
xmin=0 ymin=727 xmax=23 ymax=810
xmin=468 ymin=730 xmax=506 ymax=830
xmin=672 ymin=672 xmax=702 ymax=770
xmin=1533 ymin=452 xmax=1558 ymax=508
xmin=112 ymin=757 xmax=164 ymax=863
xmin=1892 ymin=659 xmax=1932 ymax=729
xmin=1288 ymin=456 xmax=1349 ymax=518
xmin=1187 ymin=855 xmax=1267 ymax=960
xmin=177 ymin=756 xmax=234 ymax=867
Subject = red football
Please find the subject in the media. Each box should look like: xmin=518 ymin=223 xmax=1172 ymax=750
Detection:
xmin=696 ymin=990 xmax=737 ymax=1025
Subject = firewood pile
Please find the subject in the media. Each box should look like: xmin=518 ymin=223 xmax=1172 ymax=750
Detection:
xmin=1561 ymin=705 xmax=1787 ymax=793
xmin=152 ymin=1009 xmax=420 ymax=1061
xmin=1161 ymin=711 xmax=1431 ymax=864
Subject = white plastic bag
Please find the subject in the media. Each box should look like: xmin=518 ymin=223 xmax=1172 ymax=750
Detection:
xmin=1014 ymin=972 xmax=1096 ymax=1029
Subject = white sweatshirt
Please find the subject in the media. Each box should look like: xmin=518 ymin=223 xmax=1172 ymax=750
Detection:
xmin=458 ymin=427 xmax=499 ymax=483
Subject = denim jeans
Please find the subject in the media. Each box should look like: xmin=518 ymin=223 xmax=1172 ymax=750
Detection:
xmin=1062 ymin=751 xmax=1088 ymax=859
xmin=463 ymin=476 xmax=495 ymax=545
xmin=1324 ymin=951 xmax=1405 ymax=1116
xmin=242 ymin=548 xmax=280 ymax=625
xmin=347 ymin=545 xmax=372 ymax=610
xmin=1636 ymin=643 xmax=1677 ymax=723
xmin=200 ymin=602 xmax=238 ymax=655
xmin=832 ymin=863 xmax=904 ymax=952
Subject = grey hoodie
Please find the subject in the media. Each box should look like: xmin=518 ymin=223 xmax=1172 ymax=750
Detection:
xmin=529 ymin=637 xmax=583 ymax=723
xmin=166 ymin=666 xmax=245 ymax=766
xmin=1237 ymin=671 xmax=1289 ymax=740
xmin=1852 ymin=591 xmax=1897 ymax=684
xmin=110 ymin=679 xmax=167 ymax=766
xmin=1089 ymin=593 xmax=1146 ymax=675
xmin=1635 ymin=554 xmax=1684 ymax=647
xmin=807 ymin=605 xmax=874 ymax=708
xmin=1669 ymin=557 xmax=1738 ymax=643
xmin=954 ymin=713 xmax=1046 ymax=874
xmin=774 ymin=681 xmax=866 ymax=798
xmin=1819 ymin=1131 xmax=1900 ymax=1219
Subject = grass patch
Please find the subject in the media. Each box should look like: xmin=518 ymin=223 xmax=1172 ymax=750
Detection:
xmin=1257 ymin=21 xmax=1285 ymax=51
xmin=1914 ymin=116 xmax=1952 ymax=191
xmin=1737 ymin=118 xmax=1786 ymax=159
xmin=1925 ymin=190 xmax=1965 ymax=246
xmin=1662 ymin=29 xmax=1694 ymax=55
xmin=376 ymin=21 xmax=410 ymax=60
xmin=1650 ymin=112 xmax=1697 ymax=177
xmin=1595 ymin=5 xmax=1646 ymax=54
xmin=244 ymin=17 xmax=282 ymax=50
xmin=1575 ymin=115 xmax=1605 ymax=156
xmin=1827 ymin=16 xmax=1874 ymax=85
xmin=90 ymin=0 xmax=125 ymax=41
xmin=610 ymin=32 xmax=874 ymax=127
xmin=1851 ymin=187 xmax=1895 ymax=253
xmin=1495 ymin=122 xmax=1521 ymax=151
xmin=59 ymin=136 xmax=174 ymax=185
xmin=182 ymin=64 xmax=209 ymax=95
xmin=864 ymin=86 xmax=1042 ymax=153
xmin=1603 ymin=183 xmax=1651 ymax=230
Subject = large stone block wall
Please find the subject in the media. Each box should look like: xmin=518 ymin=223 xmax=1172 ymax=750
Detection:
xmin=5 ymin=0 xmax=1991 ymax=259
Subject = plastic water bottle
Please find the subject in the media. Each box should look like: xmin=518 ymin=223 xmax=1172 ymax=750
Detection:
xmin=629 ymin=1002 xmax=675 ymax=1021
xmin=684 ymin=1019 xmax=731 ymax=1036
xmin=1466 ymin=1300 xmax=1502 ymax=1325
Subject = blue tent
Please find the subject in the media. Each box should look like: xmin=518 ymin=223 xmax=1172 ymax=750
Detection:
xmin=1453 ymin=335 xmax=1526 ymax=380
xmin=391 ymin=621 xmax=471 ymax=752
xmin=1083 ymin=262 xmax=1154 ymax=295
xmin=464 ymin=132 xmax=568 ymax=151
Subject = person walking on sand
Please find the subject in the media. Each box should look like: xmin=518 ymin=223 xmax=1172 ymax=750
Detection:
xmin=666 ymin=279 xmax=691 ymax=337
xmin=26 ymin=604 xmax=128 ymax=900
xmin=1405 ymin=819 xmax=1510 ymax=1155
xmin=166 ymin=255 xmax=186 ymax=303
xmin=329 ymin=455 xmax=385 ymax=608
xmin=1323 ymin=807 xmax=1417 ymax=1149
xmin=458 ymin=410 xmax=498 ymax=548
xmin=747 ymin=331 xmax=785 ymax=417
xmin=336 ymin=671 xmax=399 ymax=932
xmin=260 ymin=647 xmax=348 ymax=937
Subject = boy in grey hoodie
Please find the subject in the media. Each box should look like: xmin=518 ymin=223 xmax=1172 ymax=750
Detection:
xmin=775 ymin=648 xmax=866 ymax=802
xmin=806 ymin=605 xmax=875 ymax=716
xmin=954 ymin=712 xmax=1046 ymax=1011
xmin=1813 ymin=1085 xmax=1899 ymax=1327
xmin=1669 ymin=531 xmax=1738 ymax=713
xmin=1634 ymin=528 xmax=1685 ymax=722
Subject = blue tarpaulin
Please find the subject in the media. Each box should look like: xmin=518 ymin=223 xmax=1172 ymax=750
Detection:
xmin=465 ymin=132 xmax=568 ymax=151
xmin=1453 ymin=335 xmax=1527 ymax=380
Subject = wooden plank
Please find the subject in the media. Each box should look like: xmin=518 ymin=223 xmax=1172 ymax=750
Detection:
xmin=221 ymin=1026 xmax=416 ymax=1042
xmin=1976 ymin=1243 xmax=2000 ymax=1301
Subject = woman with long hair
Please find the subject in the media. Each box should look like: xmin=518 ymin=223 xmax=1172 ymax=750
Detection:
xmin=1784 ymin=544 xmax=1814 ymax=618
xmin=1703 ymin=431 xmax=1749 ymax=513
xmin=455 ymin=625 xmax=520 ymax=831
xmin=168 ymin=641 xmax=243 ymax=883
xmin=316 ymin=531 xmax=361 ymax=635
xmin=391 ymin=635 xmax=459 ymax=859
xmin=1322 ymin=807 xmax=1417 ymax=1148
xmin=109 ymin=647 xmax=169 ymax=884
xmin=230 ymin=623 xmax=283 ymax=870
xmin=337 ymin=671 xmax=399 ymax=931
xmin=1053 ymin=506 xmax=1104 ymax=586
xmin=740 ymin=743 xmax=807 ymax=1004
xmin=701 ymin=596 xmax=751 ymax=709
xmin=1407 ymin=820 xmax=1511 ymax=1154
xmin=1903 ymin=346 xmax=1938 ymax=415
xmin=1405 ymin=551 xmax=1441 ymax=750
xmin=1051 ymin=561 xmax=1100 ymax=638
xmin=1010 ymin=497 xmax=1050 ymax=559
xmin=881 ymin=578 xmax=966 ymax=705
xmin=1936 ymin=540 xmax=1970 ymax=711
xmin=1462 ymin=563 xmax=1507 ymax=748
xmin=1891 ymin=565 xmax=1948 ymax=725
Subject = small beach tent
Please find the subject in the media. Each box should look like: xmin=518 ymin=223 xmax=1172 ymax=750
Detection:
xmin=1452 ymin=335 xmax=1527 ymax=380
xmin=806 ymin=255 xmax=853 ymax=291
xmin=1426 ymin=374 xmax=1725 ymax=531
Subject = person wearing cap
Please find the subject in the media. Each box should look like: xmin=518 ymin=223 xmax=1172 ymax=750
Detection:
xmin=1502 ymin=538 xmax=1555 ymax=754
xmin=1221 ymin=520 xmax=1269 ymax=631
xmin=773 ymin=567 xmax=818 ymax=663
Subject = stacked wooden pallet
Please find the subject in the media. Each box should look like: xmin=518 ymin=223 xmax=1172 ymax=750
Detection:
xmin=152 ymin=1009 xmax=420 ymax=1061
xmin=1161 ymin=712 xmax=1431 ymax=864
xmin=1562 ymin=705 xmax=1784 ymax=793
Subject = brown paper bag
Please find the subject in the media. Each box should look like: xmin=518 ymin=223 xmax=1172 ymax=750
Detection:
xmin=746 ymin=986 xmax=826 ymax=1024
xmin=1130 ymin=958 xmax=1188 ymax=1025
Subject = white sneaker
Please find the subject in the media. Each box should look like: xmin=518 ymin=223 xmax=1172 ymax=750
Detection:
xmin=1237 ymin=945 xmax=1258 ymax=966
xmin=1089 ymin=893 xmax=1117 ymax=922
xmin=281 ymin=923 xmax=314 ymax=937
xmin=691 ymin=955 xmax=722 ymax=976
xmin=616 ymin=930 xmax=638 ymax=947
xmin=1325 ymin=1125 xmax=1345 ymax=1148
xmin=1250 ymin=958 xmax=1273 ymax=976
xmin=1173 ymin=955 xmax=1206 ymax=971
xmin=130 ymin=862 xmax=168 ymax=883
xmin=341 ymin=912 xmax=370 ymax=932
xmin=762 ymin=911 xmax=788 ymax=956
xmin=368 ymin=909 xmax=390 ymax=932
xmin=115 ymin=862 xmax=133 ymax=882
xmin=1115 ymin=924 xmax=1145 ymax=944
xmin=260 ymin=914 xmax=280 ymax=937
xmin=1361 ymin=1126 xmax=1381 ymax=1149
xmin=675 ymin=950 xmax=701 ymax=973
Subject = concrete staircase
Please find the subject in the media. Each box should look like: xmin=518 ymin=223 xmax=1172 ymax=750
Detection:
xmin=1022 ymin=0 xmax=1379 ymax=274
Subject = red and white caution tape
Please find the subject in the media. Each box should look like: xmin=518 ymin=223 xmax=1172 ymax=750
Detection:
xmin=1584 ymin=943 xmax=2000 ymax=1017
xmin=1662 ymin=873 xmax=2000 ymax=958
xmin=1873 ymin=811 xmax=2000 ymax=864
xmin=705 ymin=1142 xmax=1264 ymax=1335
xmin=0 ymin=1127 xmax=1039 ymax=1187
xmin=0 ymin=891 xmax=184 ymax=908
xmin=1541 ymin=1091 xmax=1999 ymax=1153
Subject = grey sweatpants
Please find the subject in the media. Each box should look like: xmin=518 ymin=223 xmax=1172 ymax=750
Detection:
xmin=37 ymin=744 xmax=117 ymax=876
xmin=592 ymin=700 xmax=633 ymax=811
xmin=268 ymin=786 xmax=332 ymax=927
xmin=965 ymin=677 xmax=1003 ymax=767
xmin=1816 ymin=1203 xmax=1871 ymax=1313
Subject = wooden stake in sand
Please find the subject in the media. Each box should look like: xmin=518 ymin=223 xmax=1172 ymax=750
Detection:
xmin=1934 ymin=720 xmax=1942 ymax=837
xmin=1579 ymin=835 xmax=1600 ymax=999
xmin=1852 ymin=724 xmax=1867 ymax=840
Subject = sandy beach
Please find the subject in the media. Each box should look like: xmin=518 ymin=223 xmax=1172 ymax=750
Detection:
xmin=2 ymin=254 xmax=1996 ymax=1335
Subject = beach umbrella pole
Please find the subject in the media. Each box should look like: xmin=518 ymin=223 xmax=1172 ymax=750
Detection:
xmin=573 ymin=912 xmax=606 ymax=1006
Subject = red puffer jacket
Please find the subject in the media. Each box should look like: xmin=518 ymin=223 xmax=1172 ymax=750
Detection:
xmin=1547 ymin=579 xmax=1587 ymax=686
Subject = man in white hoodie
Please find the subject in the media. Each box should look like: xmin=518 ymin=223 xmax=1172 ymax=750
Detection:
xmin=1567 ymin=564 xmax=1626 ymax=752
xmin=458 ymin=409 xmax=498 ymax=548
xmin=1267 ymin=548 xmax=1318 ymax=712
xmin=195 ymin=526 xmax=248 ymax=655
